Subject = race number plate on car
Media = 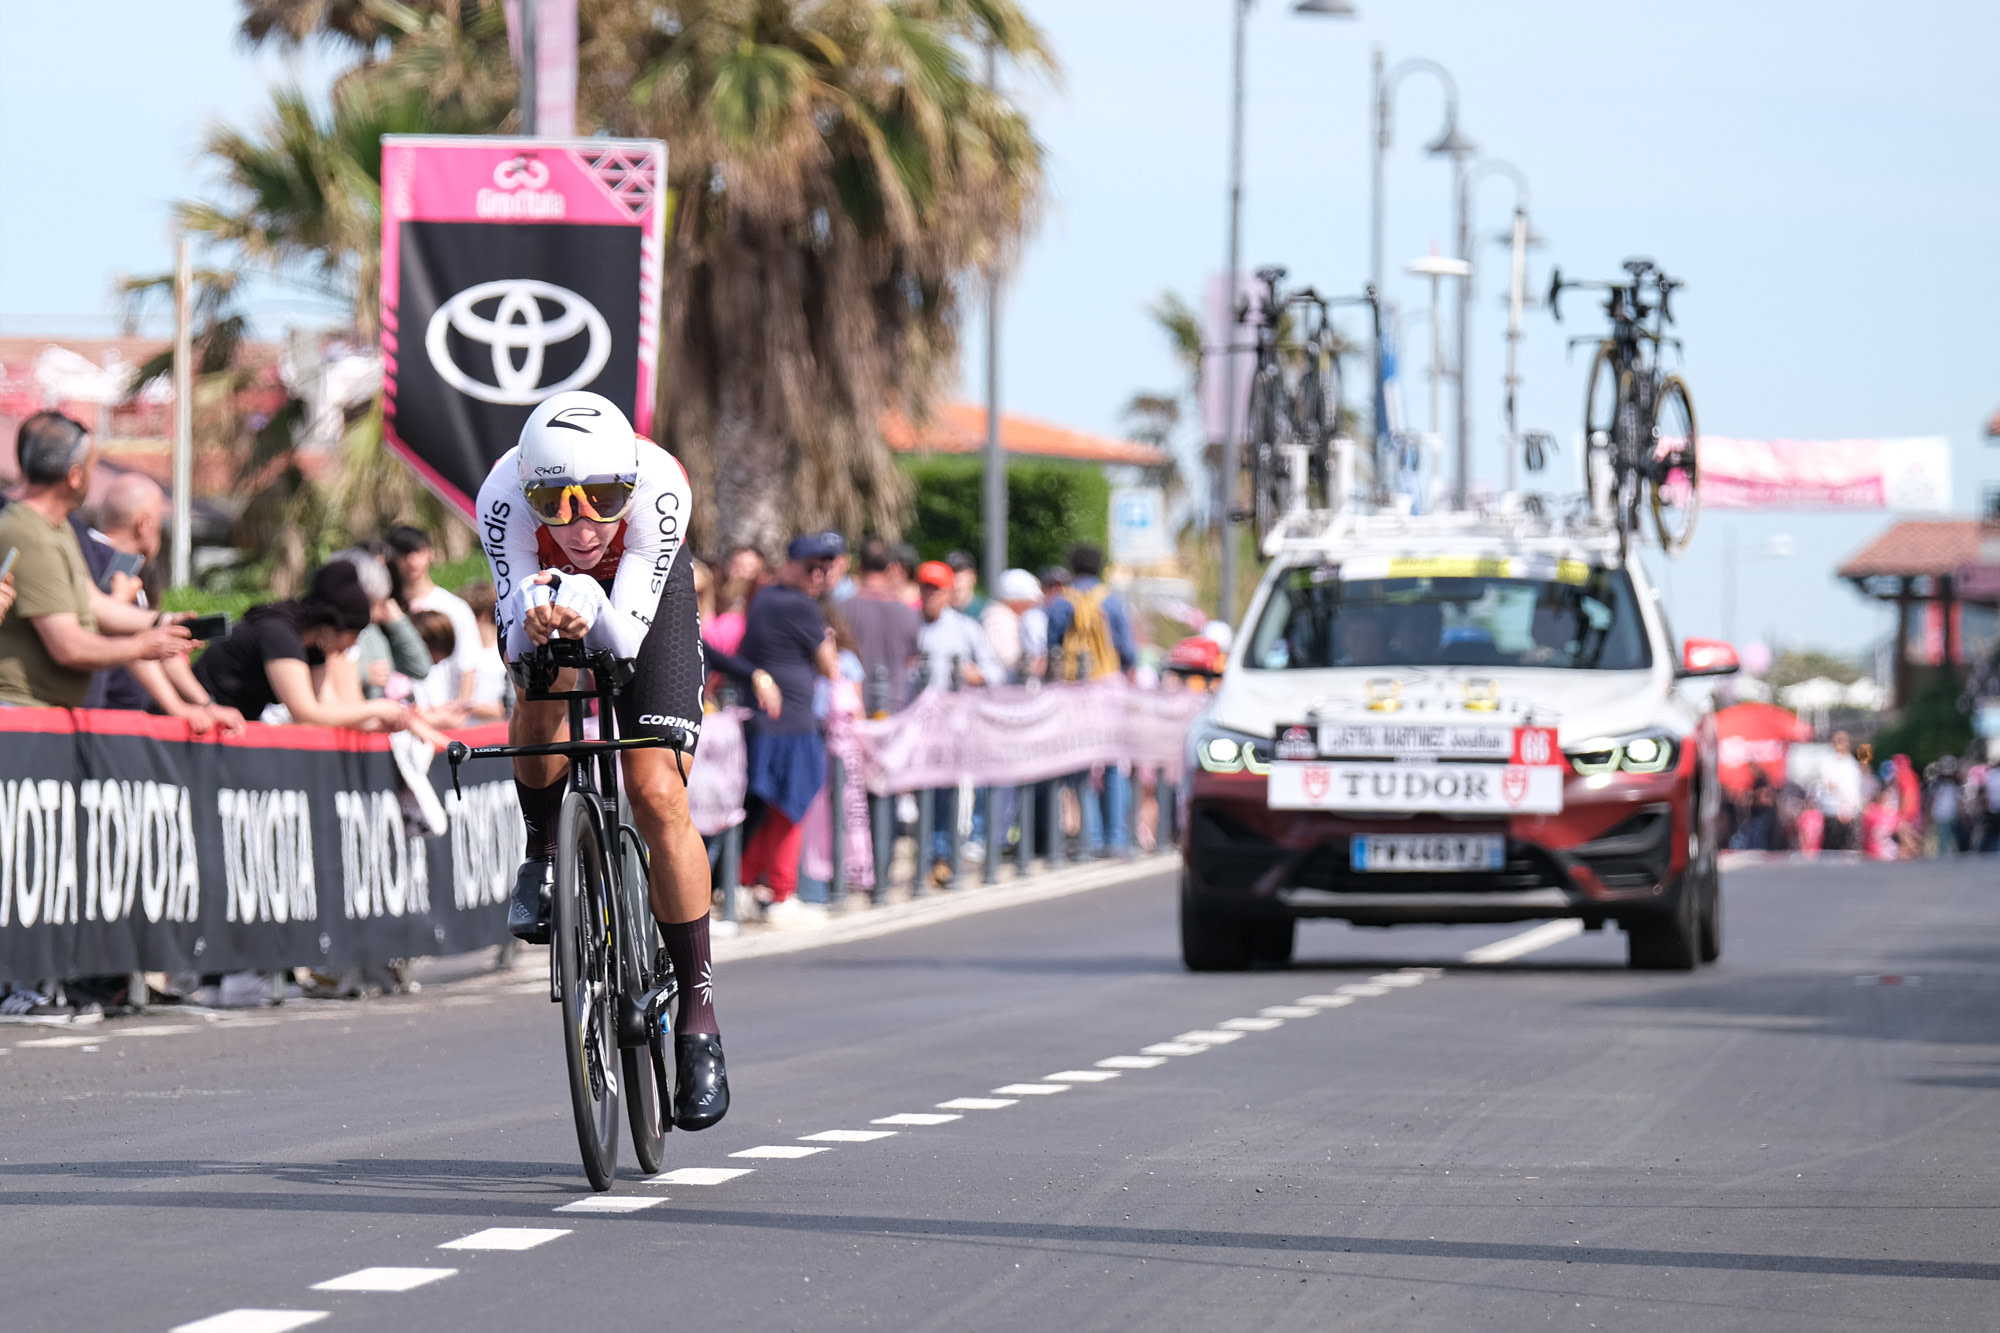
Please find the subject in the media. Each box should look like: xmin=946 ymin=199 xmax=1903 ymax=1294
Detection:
xmin=1351 ymin=834 xmax=1505 ymax=873
xmin=1267 ymin=762 xmax=1564 ymax=814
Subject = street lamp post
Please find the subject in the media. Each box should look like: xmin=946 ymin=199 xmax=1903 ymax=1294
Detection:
xmin=981 ymin=40 xmax=1007 ymax=598
xmin=1371 ymin=53 xmax=1459 ymax=501
xmin=1428 ymin=121 xmax=1477 ymax=507
xmin=1458 ymin=158 xmax=1529 ymax=497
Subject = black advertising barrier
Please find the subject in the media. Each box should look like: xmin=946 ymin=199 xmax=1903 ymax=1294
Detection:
xmin=0 ymin=710 xmax=521 ymax=984
xmin=379 ymin=134 xmax=668 ymax=516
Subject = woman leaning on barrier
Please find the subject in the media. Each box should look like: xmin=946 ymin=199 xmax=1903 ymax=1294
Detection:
xmin=192 ymin=561 xmax=412 ymax=732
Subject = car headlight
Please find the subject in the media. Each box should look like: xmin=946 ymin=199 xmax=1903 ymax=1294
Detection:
xmin=1567 ymin=731 xmax=1680 ymax=776
xmin=1190 ymin=721 xmax=1272 ymax=775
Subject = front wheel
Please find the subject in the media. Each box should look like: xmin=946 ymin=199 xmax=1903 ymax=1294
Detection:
xmin=1180 ymin=877 xmax=1252 ymax=972
xmin=555 ymin=791 xmax=621 ymax=1190
xmin=1649 ymin=375 xmax=1700 ymax=555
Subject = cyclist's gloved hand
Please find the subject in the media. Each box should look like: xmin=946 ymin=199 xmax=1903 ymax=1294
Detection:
xmin=551 ymin=571 xmax=611 ymax=632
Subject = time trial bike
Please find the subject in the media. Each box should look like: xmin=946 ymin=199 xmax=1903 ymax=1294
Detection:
xmin=447 ymin=639 xmax=688 ymax=1192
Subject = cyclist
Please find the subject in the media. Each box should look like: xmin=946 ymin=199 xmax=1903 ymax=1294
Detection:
xmin=476 ymin=390 xmax=726 ymax=1131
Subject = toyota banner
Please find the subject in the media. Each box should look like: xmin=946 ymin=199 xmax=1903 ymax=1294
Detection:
xmin=380 ymin=134 xmax=668 ymax=515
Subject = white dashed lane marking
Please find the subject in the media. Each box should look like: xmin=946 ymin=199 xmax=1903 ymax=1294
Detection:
xmin=168 ymin=964 xmax=1452 ymax=1328
xmin=556 ymin=1196 xmax=666 ymax=1214
xmin=170 ymin=1312 xmax=327 ymax=1333
xmin=1463 ymin=919 xmax=1585 ymax=964
xmin=438 ymin=1228 xmax=569 ymax=1251
xmin=645 ymin=1167 xmax=754 ymax=1185
xmin=311 ymin=1267 xmax=457 ymax=1292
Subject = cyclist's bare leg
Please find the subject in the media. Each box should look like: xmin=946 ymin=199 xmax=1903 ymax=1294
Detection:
xmin=504 ymin=674 xmax=575 ymax=941
xmin=622 ymin=745 xmax=711 ymax=925
xmin=622 ymin=743 xmax=727 ymax=1127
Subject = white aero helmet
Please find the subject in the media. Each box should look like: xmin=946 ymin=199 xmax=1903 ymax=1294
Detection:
xmin=516 ymin=390 xmax=640 ymax=526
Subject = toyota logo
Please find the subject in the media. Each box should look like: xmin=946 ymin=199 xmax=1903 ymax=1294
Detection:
xmin=493 ymin=155 xmax=550 ymax=190
xmin=424 ymin=279 xmax=611 ymax=406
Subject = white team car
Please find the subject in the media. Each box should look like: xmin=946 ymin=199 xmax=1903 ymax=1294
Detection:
xmin=1178 ymin=512 xmax=1738 ymax=972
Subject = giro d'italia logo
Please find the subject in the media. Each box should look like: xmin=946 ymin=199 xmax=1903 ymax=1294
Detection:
xmin=424 ymin=278 xmax=611 ymax=406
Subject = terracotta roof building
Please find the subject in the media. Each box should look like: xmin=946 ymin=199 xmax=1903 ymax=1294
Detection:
xmin=882 ymin=403 xmax=1165 ymax=468
xmin=1838 ymin=518 xmax=1998 ymax=708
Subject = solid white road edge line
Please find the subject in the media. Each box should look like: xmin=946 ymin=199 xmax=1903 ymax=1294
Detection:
xmin=1463 ymin=918 xmax=1585 ymax=964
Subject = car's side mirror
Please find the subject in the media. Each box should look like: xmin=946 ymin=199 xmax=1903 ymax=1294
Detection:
xmin=1679 ymin=638 xmax=1739 ymax=677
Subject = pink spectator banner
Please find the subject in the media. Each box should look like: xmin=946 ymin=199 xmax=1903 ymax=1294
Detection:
xmin=378 ymin=134 xmax=667 ymax=516
xmin=1697 ymin=436 xmax=1950 ymax=511
xmin=845 ymin=681 xmax=1210 ymax=795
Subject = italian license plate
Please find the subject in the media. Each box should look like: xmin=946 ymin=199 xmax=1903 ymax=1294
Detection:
xmin=1351 ymin=834 xmax=1505 ymax=873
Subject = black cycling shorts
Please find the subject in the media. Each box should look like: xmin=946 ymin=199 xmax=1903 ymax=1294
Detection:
xmin=613 ymin=553 xmax=705 ymax=753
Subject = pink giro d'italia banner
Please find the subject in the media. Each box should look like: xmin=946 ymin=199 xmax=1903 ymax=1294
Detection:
xmin=1696 ymin=436 xmax=1951 ymax=512
xmin=379 ymin=135 xmax=667 ymax=516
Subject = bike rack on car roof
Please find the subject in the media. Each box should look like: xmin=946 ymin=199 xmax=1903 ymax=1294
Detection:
xmin=1258 ymin=505 xmax=1629 ymax=565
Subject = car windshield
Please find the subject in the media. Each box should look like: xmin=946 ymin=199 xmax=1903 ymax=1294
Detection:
xmin=1246 ymin=555 xmax=1653 ymax=671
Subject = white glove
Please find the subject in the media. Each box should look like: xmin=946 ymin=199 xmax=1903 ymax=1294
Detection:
xmin=551 ymin=571 xmax=611 ymax=630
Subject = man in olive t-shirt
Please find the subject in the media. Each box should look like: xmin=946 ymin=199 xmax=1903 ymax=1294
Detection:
xmin=0 ymin=498 xmax=100 ymax=706
xmin=0 ymin=413 xmax=191 ymax=707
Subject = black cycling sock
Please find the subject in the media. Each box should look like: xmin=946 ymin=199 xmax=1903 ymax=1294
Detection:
xmin=516 ymin=777 xmax=563 ymax=862
xmin=657 ymin=913 xmax=718 ymax=1036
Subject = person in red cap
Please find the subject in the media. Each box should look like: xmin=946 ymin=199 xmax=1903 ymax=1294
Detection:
xmin=913 ymin=559 xmax=1002 ymax=882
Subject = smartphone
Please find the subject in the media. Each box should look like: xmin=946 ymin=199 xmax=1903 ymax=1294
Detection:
xmin=183 ymin=612 xmax=231 ymax=641
xmin=98 ymin=549 xmax=144 ymax=592
xmin=0 ymin=547 xmax=16 ymax=582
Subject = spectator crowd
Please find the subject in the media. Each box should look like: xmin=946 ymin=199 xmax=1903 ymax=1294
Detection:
xmin=0 ymin=412 xmax=1191 ymax=1010
xmin=1724 ymin=728 xmax=2000 ymax=862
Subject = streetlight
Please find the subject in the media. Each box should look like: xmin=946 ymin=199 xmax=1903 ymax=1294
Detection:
xmin=1427 ymin=121 xmax=1477 ymax=507
xmin=1217 ymin=0 xmax=1356 ymax=624
xmin=1371 ymin=52 xmax=1459 ymax=502
xmin=1459 ymin=158 xmax=1529 ymax=496
xmin=1406 ymin=254 xmax=1469 ymax=448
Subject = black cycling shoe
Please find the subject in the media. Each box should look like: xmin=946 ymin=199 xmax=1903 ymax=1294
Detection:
xmin=672 ymin=1033 xmax=730 ymax=1130
xmin=507 ymin=858 xmax=553 ymax=945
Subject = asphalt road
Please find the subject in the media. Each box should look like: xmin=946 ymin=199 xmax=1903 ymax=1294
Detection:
xmin=4 ymin=856 xmax=1999 ymax=1332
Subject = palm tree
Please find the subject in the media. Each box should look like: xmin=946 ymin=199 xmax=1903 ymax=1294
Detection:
xmin=222 ymin=0 xmax=1051 ymax=556
xmin=581 ymin=0 xmax=1053 ymax=551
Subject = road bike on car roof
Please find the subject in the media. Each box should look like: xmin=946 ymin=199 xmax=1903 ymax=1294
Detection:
xmin=1549 ymin=257 xmax=1700 ymax=560
xmin=446 ymin=639 xmax=689 ymax=1192
xmin=1240 ymin=267 xmax=1363 ymax=541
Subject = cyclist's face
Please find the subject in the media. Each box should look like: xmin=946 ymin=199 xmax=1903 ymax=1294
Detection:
xmin=547 ymin=516 xmax=620 ymax=571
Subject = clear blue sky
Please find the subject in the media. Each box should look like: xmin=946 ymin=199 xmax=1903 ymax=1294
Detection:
xmin=4 ymin=0 xmax=1996 ymax=659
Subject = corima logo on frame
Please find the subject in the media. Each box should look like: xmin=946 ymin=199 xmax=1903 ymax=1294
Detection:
xmin=425 ymin=278 xmax=610 ymax=405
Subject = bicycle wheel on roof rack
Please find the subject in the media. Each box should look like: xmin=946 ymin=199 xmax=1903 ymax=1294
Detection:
xmin=1649 ymin=374 xmax=1700 ymax=556
xmin=1248 ymin=363 xmax=1288 ymax=540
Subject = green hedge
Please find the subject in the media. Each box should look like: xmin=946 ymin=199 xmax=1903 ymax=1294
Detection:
xmin=159 ymin=551 xmax=496 ymax=619
xmin=901 ymin=456 xmax=1110 ymax=578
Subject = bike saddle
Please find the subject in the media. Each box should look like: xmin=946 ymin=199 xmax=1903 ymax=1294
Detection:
xmin=1622 ymin=257 xmax=1656 ymax=278
xmin=1257 ymin=265 xmax=1287 ymax=284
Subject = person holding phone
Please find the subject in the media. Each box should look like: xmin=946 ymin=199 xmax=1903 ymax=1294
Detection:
xmin=67 ymin=473 xmax=244 ymax=733
xmin=0 ymin=414 xmax=193 ymax=709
